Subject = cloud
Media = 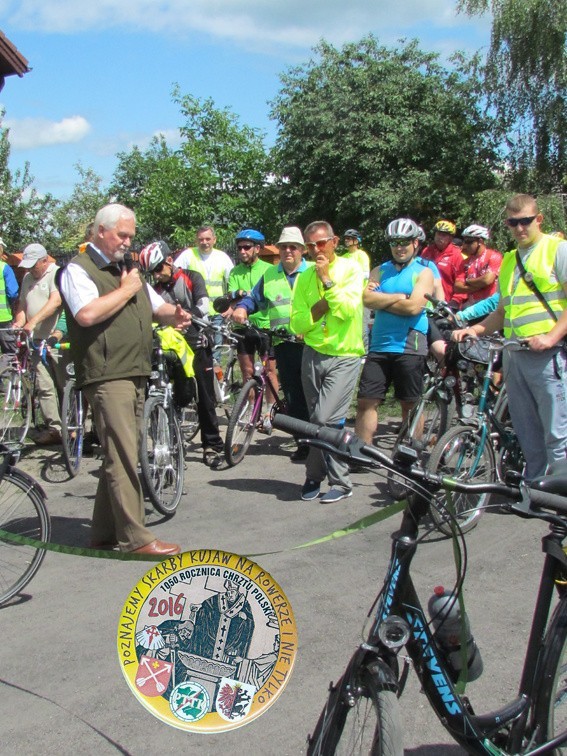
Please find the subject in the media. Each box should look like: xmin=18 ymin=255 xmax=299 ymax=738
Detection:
xmin=4 ymin=0 xmax=489 ymax=50
xmin=4 ymin=114 xmax=91 ymax=149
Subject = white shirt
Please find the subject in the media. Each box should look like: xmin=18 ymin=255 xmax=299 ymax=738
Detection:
xmin=60 ymin=246 xmax=164 ymax=317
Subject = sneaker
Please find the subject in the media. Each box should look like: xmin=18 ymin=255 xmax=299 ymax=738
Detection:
xmin=301 ymin=479 xmax=321 ymax=501
xmin=34 ymin=428 xmax=62 ymax=446
xmin=320 ymin=488 xmax=352 ymax=503
xmin=260 ymin=414 xmax=273 ymax=435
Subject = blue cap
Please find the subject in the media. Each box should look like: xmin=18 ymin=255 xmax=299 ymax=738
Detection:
xmin=235 ymin=229 xmax=265 ymax=244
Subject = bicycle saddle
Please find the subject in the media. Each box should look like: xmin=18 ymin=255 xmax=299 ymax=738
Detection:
xmin=530 ymin=459 xmax=567 ymax=496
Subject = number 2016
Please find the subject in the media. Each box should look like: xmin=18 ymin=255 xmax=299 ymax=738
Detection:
xmin=148 ymin=594 xmax=185 ymax=617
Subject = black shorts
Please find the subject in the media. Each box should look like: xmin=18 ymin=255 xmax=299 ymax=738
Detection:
xmin=357 ymin=352 xmax=426 ymax=402
xmin=235 ymin=328 xmax=273 ymax=359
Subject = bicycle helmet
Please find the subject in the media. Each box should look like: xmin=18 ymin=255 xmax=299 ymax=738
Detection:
xmin=344 ymin=228 xmax=361 ymax=240
xmin=385 ymin=218 xmax=419 ymax=241
xmin=235 ymin=229 xmax=265 ymax=245
xmin=138 ymin=240 xmax=171 ymax=272
xmin=433 ymin=219 xmax=457 ymax=235
xmin=416 ymin=226 xmax=426 ymax=243
xmin=462 ymin=224 xmax=490 ymax=240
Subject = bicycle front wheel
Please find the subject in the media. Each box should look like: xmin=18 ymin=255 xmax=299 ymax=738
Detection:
xmin=0 ymin=369 xmax=32 ymax=445
xmin=387 ymin=394 xmax=453 ymax=500
xmin=140 ymin=395 xmax=184 ymax=517
xmin=308 ymin=670 xmax=403 ymax=755
xmin=179 ymin=399 xmax=200 ymax=443
xmin=427 ymin=425 xmax=496 ymax=535
xmin=224 ymin=378 xmax=262 ymax=467
xmin=61 ymin=379 xmax=84 ymax=477
xmin=0 ymin=466 xmax=50 ymax=606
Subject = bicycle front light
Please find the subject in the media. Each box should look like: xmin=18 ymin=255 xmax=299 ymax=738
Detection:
xmin=378 ymin=616 xmax=410 ymax=649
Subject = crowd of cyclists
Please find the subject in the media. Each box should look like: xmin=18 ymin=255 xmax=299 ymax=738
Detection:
xmin=1 ymin=193 xmax=566 ymax=552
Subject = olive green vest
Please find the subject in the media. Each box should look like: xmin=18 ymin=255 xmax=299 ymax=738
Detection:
xmin=65 ymin=247 xmax=153 ymax=388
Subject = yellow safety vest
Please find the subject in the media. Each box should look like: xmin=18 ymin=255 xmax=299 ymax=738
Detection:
xmin=499 ymin=235 xmax=566 ymax=338
xmin=178 ymin=249 xmax=227 ymax=315
xmin=156 ymin=326 xmax=195 ymax=378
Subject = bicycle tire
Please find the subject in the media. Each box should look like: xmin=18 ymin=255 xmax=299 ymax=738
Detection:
xmin=61 ymin=379 xmax=84 ymax=477
xmin=140 ymin=395 xmax=184 ymax=516
xmin=308 ymin=668 xmax=403 ymax=755
xmin=179 ymin=400 xmax=200 ymax=443
xmin=0 ymin=368 xmax=32 ymax=444
xmin=219 ymin=357 xmax=243 ymax=419
xmin=387 ymin=394 xmax=453 ymax=501
xmin=224 ymin=378 xmax=262 ymax=467
xmin=427 ymin=425 xmax=496 ymax=535
xmin=0 ymin=466 xmax=50 ymax=605
xmin=529 ymin=595 xmax=567 ymax=754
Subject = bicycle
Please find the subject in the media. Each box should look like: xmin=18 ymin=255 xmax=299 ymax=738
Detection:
xmin=426 ymin=335 xmax=526 ymax=535
xmin=386 ymin=297 xmax=485 ymax=500
xmin=273 ymin=412 xmax=567 ymax=755
xmin=0 ymin=444 xmax=50 ymax=606
xmin=139 ymin=329 xmax=194 ymax=517
xmin=224 ymin=324 xmax=291 ymax=467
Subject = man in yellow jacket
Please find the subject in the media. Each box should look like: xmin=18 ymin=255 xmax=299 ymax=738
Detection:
xmin=291 ymin=220 xmax=364 ymax=502
xmin=453 ymin=194 xmax=567 ymax=478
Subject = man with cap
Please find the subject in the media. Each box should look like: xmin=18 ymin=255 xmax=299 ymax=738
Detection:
xmin=0 ymin=237 xmax=19 ymax=354
xmin=420 ymin=219 xmax=466 ymax=307
xmin=453 ymin=224 xmax=502 ymax=306
xmin=342 ymin=228 xmax=371 ymax=349
xmin=228 ymin=229 xmax=279 ymax=428
xmin=13 ymin=243 xmax=65 ymax=445
xmin=231 ymin=226 xmax=311 ymax=460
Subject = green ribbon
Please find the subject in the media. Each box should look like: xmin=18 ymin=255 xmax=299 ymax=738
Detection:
xmin=0 ymin=500 xmax=406 ymax=562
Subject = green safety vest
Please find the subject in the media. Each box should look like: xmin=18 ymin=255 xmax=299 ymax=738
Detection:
xmin=180 ymin=249 xmax=227 ymax=315
xmin=156 ymin=326 xmax=195 ymax=378
xmin=0 ymin=261 xmax=13 ymax=322
xmin=499 ymin=235 xmax=566 ymax=338
xmin=263 ymin=265 xmax=297 ymax=331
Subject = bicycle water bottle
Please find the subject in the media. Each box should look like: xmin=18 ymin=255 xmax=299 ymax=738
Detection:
xmin=428 ymin=586 xmax=483 ymax=682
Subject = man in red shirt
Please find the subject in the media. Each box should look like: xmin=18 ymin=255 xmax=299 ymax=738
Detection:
xmin=454 ymin=224 xmax=502 ymax=305
xmin=420 ymin=219 xmax=466 ymax=307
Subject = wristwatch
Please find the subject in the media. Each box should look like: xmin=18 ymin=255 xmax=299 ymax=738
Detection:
xmin=323 ymin=280 xmax=336 ymax=291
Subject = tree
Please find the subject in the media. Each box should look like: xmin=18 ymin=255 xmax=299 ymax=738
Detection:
xmin=110 ymin=90 xmax=276 ymax=249
xmin=270 ymin=36 xmax=502 ymax=257
xmin=0 ymin=118 xmax=58 ymax=252
xmin=458 ymin=0 xmax=567 ymax=192
xmin=50 ymin=163 xmax=110 ymax=252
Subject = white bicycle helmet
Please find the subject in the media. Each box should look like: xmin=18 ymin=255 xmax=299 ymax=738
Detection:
xmin=386 ymin=218 xmax=419 ymax=240
xmin=462 ymin=224 xmax=490 ymax=240
xmin=416 ymin=226 xmax=426 ymax=243
xmin=138 ymin=240 xmax=171 ymax=272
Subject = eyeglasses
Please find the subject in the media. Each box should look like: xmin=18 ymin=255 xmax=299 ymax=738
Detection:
xmin=306 ymin=236 xmax=334 ymax=251
xmin=237 ymin=243 xmax=255 ymax=251
xmin=279 ymin=244 xmax=300 ymax=251
xmin=506 ymin=215 xmax=537 ymax=228
xmin=388 ymin=239 xmax=412 ymax=247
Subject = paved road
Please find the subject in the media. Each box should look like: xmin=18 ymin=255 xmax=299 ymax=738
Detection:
xmin=2 ymin=422 xmax=548 ymax=755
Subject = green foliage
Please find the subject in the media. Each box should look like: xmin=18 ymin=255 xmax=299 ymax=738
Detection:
xmin=270 ymin=36 xmax=502 ymax=260
xmin=49 ymin=163 xmax=110 ymax=252
xmin=458 ymin=0 xmax=567 ymax=192
xmin=109 ymin=90 xmax=276 ymax=249
xmin=0 ymin=119 xmax=58 ymax=252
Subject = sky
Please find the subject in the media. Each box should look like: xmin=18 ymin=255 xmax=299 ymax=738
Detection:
xmin=0 ymin=0 xmax=491 ymax=201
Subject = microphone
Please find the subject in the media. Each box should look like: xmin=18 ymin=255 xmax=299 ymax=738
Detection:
xmin=122 ymin=251 xmax=137 ymax=302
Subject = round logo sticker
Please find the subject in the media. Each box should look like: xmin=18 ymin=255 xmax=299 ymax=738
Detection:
xmin=117 ymin=550 xmax=298 ymax=732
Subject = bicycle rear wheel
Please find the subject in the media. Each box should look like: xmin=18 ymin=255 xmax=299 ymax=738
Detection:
xmin=0 ymin=466 xmax=50 ymax=605
xmin=217 ymin=356 xmax=243 ymax=419
xmin=427 ymin=425 xmax=496 ymax=535
xmin=140 ymin=395 xmax=184 ymax=517
xmin=387 ymin=394 xmax=453 ymax=500
xmin=224 ymin=378 xmax=262 ymax=467
xmin=0 ymin=368 xmax=32 ymax=445
xmin=179 ymin=400 xmax=200 ymax=443
xmin=308 ymin=667 xmax=403 ymax=755
xmin=61 ymin=379 xmax=84 ymax=477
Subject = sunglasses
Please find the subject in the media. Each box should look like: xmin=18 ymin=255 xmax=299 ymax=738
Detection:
xmin=388 ymin=239 xmax=413 ymax=247
xmin=237 ymin=243 xmax=255 ymax=251
xmin=506 ymin=215 xmax=537 ymax=228
xmin=462 ymin=237 xmax=479 ymax=244
xmin=153 ymin=262 xmax=166 ymax=273
xmin=306 ymin=236 xmax=334 ymax=251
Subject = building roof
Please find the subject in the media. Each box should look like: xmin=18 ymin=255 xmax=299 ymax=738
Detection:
xmin=0 ymin=30 xmax=30 ymax=88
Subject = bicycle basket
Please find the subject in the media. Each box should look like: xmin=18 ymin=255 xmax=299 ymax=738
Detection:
xmin=457 ymin=338 xmax=491 ymax=365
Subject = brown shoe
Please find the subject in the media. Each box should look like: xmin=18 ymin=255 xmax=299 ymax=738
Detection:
xmin=129 ymin=539 xmax=181 ymax=555
xmin=34 ymin=429 xmax=62 ymax=446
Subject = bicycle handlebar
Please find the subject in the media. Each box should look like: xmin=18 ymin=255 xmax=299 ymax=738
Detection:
xmin=272 ymin=415 xmax=567 ymax=519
